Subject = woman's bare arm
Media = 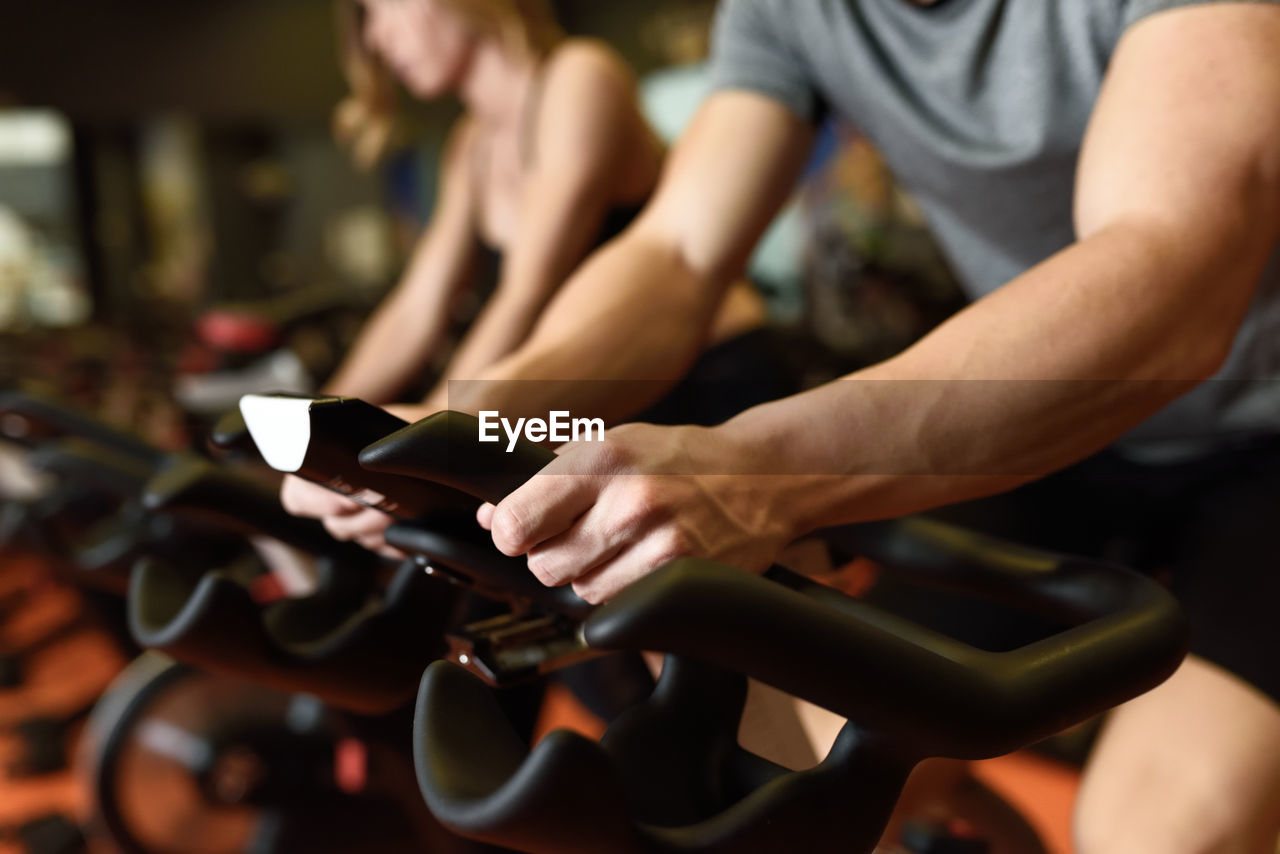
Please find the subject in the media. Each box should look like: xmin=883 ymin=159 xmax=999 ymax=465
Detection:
xmin=322 ymin=119 xmax=479 ymax=403
xmin=424 ymin=42 xmax=661 ymax=410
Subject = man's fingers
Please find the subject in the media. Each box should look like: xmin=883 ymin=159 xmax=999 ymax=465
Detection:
xmin=476 ymin=502 xmax=496 ymax=530
xmin=490 ymin=472 xmax=600 ymax=556
xmin=526 ymin=526 xmax=623 ymax=589
xmin=523 ymin=490 xmax=649 ymax=587
xmin=570 ymin=531 xmax=693 ymax=605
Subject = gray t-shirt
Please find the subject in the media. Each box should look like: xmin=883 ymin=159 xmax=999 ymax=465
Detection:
xmin=710 ymin=0 xmax=1280 ymax=457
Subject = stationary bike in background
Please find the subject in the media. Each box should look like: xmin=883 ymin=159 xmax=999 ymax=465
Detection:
xmin=0 ymin=390 xmax=487 ymax=854
xmin=77 ymin=652 xmax=473 ymax=854
xmin=173 ymin=284 xmax=375 ymax=420
xmin=0 ymin=391 xmax=153 ymax=854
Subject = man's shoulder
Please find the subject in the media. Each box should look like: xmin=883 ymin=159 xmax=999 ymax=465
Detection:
xmin=1120 ymin=0 xmax=1280 ymax=31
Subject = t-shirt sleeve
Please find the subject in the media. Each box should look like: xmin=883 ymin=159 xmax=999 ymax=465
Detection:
xmin=707 ymin=0 xmax=823 ymax=123
xmin=1122 ymin=0 xmax=1280 ymax=30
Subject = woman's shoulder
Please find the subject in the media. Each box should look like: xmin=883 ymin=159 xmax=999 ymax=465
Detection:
xmin=528 ymin=39 xmax=660 ymax=183
xmin=541 ymin=38 xmax=638 ymax=101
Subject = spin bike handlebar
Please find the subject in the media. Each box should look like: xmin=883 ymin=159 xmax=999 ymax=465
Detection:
xmin=361 ymin=410 xmax=591 ymax=619
xmin=355 ymin=410 xmax=1188 ymax=853
xmin=361 ymin=411 xmax=1184 ymax=749
xmin=0 ymin=389 xmax=163 ymax=465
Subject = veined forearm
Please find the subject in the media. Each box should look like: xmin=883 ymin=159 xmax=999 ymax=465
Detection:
xmin=448 ymin=230 xmax=728 ymax=422
xmin=721 ymin=221 xmax=1269 ymax=535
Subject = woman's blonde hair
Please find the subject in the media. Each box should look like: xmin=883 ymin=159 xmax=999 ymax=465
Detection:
xmin=334 ymin=0 xmax=563 ymax=170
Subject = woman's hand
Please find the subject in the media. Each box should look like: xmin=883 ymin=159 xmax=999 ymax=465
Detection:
xmin=279 ymin=475 xmax=402 ymax=557
xmin=476 ymin=422 xmax=798 ymax=604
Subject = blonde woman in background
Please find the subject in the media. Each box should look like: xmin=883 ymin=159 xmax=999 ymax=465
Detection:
xmin=285 ymin=0 xmax=772 ymax=547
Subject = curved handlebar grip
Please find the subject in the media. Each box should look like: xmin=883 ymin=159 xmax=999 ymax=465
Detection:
xmin=129 ymin=556 xmax=460 ymax=715
xmin=585 ymin=544 xmax=1187 ymax=759
xmin=358 ymin=411 xmax=557 ymax=506
xmin=27 ymin=438 xmax=159 ymax=499
xmin=413 ymin=539 xmax=1187 ymax=853
xmin=0 ymin=390 xmax=162 ymax=464
xmin=359 ymin=411 xmax=594 ymax=617
xmin=207 ymin=408 xmax=257 ymax=456
xmin=141 ymin=455 xmax=373 ymax=565
xmin=383 ymin=522 xmax=595 ymax=621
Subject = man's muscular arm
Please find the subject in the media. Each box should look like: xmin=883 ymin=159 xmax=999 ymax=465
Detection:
xmin=485 ymin=3 xmax=1280 ymax=603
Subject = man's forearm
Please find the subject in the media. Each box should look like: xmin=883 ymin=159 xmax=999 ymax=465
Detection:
xmin=720 ymin=220 xmax=1270 ymax=536
xmin=443 ymin=229 xmax=729 ymax=422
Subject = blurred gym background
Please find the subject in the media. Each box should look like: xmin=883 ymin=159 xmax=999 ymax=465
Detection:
xmin=0 ymin=0 xmax=963 ymax=450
